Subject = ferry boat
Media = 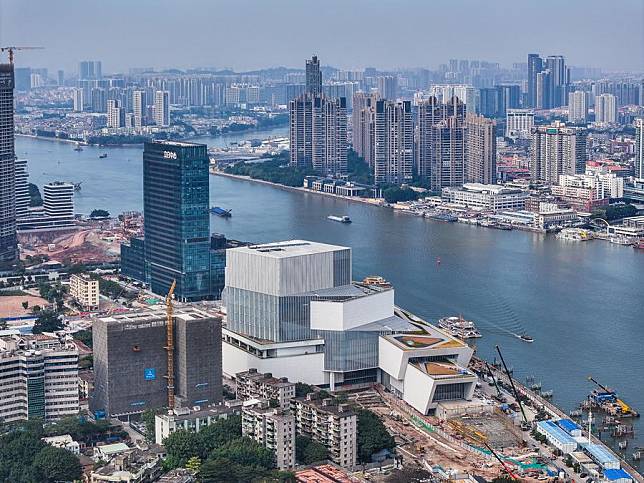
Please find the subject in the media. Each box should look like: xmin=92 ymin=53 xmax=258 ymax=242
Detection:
xmin=327 ymin=215 xmax=351 ymax=223
xmin=362 ymin=276 xmax=392 ymax=288
xmin=210 ymin=207 xmax=232 ymax=218
xmin=437 ymin=315 xmax=482 ymax=339
xmin=557 ymin=228 xmax=594 ymax=241
xmin=515 ymin=333 xmax=534 ymax=343
xmin=634 ymin=239 xmax=644 ymax=250
xmin=99 ymin=153 xmax=108 ymax=159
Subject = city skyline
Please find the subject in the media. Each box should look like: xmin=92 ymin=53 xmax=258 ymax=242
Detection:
xmin=1 ymin=0 xmax=643 ymax=73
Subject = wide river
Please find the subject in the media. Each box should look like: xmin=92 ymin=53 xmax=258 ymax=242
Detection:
xmin=16 ymin=129 xmax=644 ymax=463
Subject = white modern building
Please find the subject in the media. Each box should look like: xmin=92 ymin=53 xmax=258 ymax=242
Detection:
xmin=506 ymin=109 xmax=534 ymax=139
xmin=442 ymin=183 xmax=528 ymax=211
xmin=594 ymin=93 xmax=617 ymax=125
xmin=428 ymin=84 xmax=479 ymax=113
xmin=0 ymin=334 xmax=79 ymax=422
xmin=107 ymin=99 xmax=124 ymax=129
xmin=223 ymin=240 xmax=478 ymax=416
xmin=16 ymin=181 xmax=76 ymax=233
xmin=42 ymin=434 xmax=81 ymax=455
xmin=242 ymin=399 xmax=296 ymax=470
xmin=154 ymin=90 xmax=170 ymax=127
xmin=568 ymin=90 xmax=588 ymax=123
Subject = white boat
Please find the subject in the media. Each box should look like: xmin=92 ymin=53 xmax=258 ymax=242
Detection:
xmin=327 ymin=215 xmax=351 ymax=223
xmin=437 ymin=315 xmax=482 ymax=339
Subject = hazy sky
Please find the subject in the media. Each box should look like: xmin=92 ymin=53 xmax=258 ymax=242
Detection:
xmin=1 ymin=0 xmax=642 ymax=74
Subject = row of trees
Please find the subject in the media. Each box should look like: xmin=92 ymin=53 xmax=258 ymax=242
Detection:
xmin=591 ymin=203 xmax=637 ymax=221
xmin=225 ymin=152 xmax=316 ymax=187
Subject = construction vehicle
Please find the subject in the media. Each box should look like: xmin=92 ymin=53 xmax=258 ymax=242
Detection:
xmin=0 ymin=46 xmax=44 ymax=64
xmin=165 ymin=280 xmax=177 ymax=409
xmin=485 ymin=361 xmax=506 ymax=403
xmin=588 ymin=376 xmax=639 ymax=417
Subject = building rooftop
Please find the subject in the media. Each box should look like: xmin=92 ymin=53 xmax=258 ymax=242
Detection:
xmin=295 ymin=464 xmax=353 ymax=483
xmin=294 ymin=395 xmax=356 ymax=418
xmin=149 ymin=140 xmax=205 ymax=148
xmin=235 ymin=240 xmax=348 ymax=259
xmin=537 ymin=420 xmax=578 ymax=447
xmin=98 ymin=307 xmax=215 ymax=325
xmin=603 ymin=469 xmax=632 ymax=481
xmin=584 ymin=443 xmax=619 ymax=466
xmin=96 ymin=442 xmax=130 ymax=455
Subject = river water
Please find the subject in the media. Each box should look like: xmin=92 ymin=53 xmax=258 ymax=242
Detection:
xmin=16 ymin=129 xmax=644 ymax=463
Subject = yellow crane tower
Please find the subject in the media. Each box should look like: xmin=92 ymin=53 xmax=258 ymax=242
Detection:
xmin=165 ymin=280 xmax=177 ymax=409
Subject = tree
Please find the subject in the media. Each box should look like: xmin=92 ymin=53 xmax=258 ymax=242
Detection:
xmin=74 ymin=329 xmax=93 ymax=348
xmin=142 ymin=409 xmax=161 ymax=442
xmin=295 ymin=382 xmax=315 ymax=397
xmin=382 ymin=186 xmax=420 ymax=204
xmin=185 ymin=456 xmax=201 ymax=473
xmin=32 ymin=310 xmax=64 ymax=334
xmin=296 ymin=435 xmax=328 ymax=464
xmin=355 ymin=409 xmax=396 ymax=464
xmin=33 ymin=446 xmax=82 ymax=482
xmin=21 ymin=301 xmax=29 ymax=310
xmin=209 ymin=438 xmax=274 ymax=470
xmin=164 ymin=430 xmax=201 ymax=468
xmin=198 ymin=415 xmax=242 ymax=456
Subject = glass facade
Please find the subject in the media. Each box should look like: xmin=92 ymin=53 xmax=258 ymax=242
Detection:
xmin=143 ymin=142 xmax=211 ymax=301
xmin=120 ymin=237 xmax=146 ymax=282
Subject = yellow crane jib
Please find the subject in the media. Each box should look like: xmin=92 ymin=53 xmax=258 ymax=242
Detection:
xmin=165 ymin=280 xmax=177 ymax=409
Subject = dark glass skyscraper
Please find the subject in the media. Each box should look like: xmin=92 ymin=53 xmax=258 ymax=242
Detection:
xmin=527 ymin=54 xmax=543 ymax=108
xmin=0 ymin=63 xmax=17 ymax=267
xmin=305 ymin=55 xmax=322 ymax=95
xmin=143 ymin=141 xmax=211 ymax=301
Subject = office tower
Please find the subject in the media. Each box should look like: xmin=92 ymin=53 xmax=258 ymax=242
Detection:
xmin=351 ymin=91 xmax=378 ymax=166
xmin=635 ymin=118 xmax=644 ymax=179
xmin=479 ymin=88 xmax=500 ymax=118
xmin=527 ymin=54 xmax=543 ymax=108
xmin=13 ymin=67 xmax=31 ymax=91
xmin=132 ymin=90 xmax=146 ymax=128
xmin=530 ymin=122 xmax=587 ymax=183
xmin=14 ymin=158 xmax=29 ymax=219
xmin=306 ymin=55 xmax=322 ymax=95
xmin=57 ymin=69 xmax=64 ymax=86
xmin=154 ymin=90 xmax=170 ymax=127
xmin=143 ymin=141 xmax=211 ymax=301
xmin=465 ymin=113 xmax=497 ymax=184
xmin=242 ymin=400 xmax=296 ymax=470
xmin=0 ymin=334 xmax=79 ymax=422
xmin=72 ymin=88 xmax=84 ymax=112
xmin=289 ymin=93 xmax=347 ymax=176
xmin=568 ymin=91 xmax=588 ymax=123
xmin=594 ymin=93 xmax=617 ymax=124
xmin=536 ymin=70 xmax=551 ymax=109
xmin=496 ymin=84 xmax=521 ymax=117
xmin=376 ymin=75 xmax=397 ymax=100
xmin=545 ymin=55 xmax=569 ymax=107
xmin=79 ymin=60 xmax=102 ymax=80
xmin=0 ymin=63 xmax=17 ymax=266
xmin=374 ymin=99 xmax=414 ymax=185
xmin=506 ymin=109 xmax=535 ymax=139
xmin=91 ymin=308 xmax=222 ymax=417
xmin=107 ymin=99 xmax=124 ymax=128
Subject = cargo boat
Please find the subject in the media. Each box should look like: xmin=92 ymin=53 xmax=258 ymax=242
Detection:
xmin=210 ymin=207 xmax=232 ymax=217
xmin=327 ymin=215 xmax=351 ymax=223
xmin=427 ymin=213 xmax=458 ymax=222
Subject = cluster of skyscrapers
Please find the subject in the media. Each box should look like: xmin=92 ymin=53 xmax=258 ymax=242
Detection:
xmin=527 ymin=54 xmax=570 ymax=109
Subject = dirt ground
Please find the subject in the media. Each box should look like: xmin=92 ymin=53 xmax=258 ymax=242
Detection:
xmin=0 ymin=295 xmax=48 ymax=318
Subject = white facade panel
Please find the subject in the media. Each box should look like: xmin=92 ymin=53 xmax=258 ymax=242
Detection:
xmin=310 ymin=290 xmax=394 ymax=331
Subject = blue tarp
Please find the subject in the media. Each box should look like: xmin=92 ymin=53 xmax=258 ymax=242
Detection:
xmin=604 ymin=469 xmax=632 ymax=481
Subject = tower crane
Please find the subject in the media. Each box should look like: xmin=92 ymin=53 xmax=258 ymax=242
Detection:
xmin=0 ymin=46 xmax=44 ymax=64
xmin=165 ymin=280 xmax=177 ymax=409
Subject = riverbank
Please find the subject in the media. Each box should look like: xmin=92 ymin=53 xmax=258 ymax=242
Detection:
xmin=211 ymin=169 xmax=386 ymax=207
xmin=16 ymin=133 xmax=86 ymax=145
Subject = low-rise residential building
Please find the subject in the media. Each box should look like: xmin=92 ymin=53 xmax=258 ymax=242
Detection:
xmin=42 ymin=434 xmax=81 ymax=455
xmin=242 ymin=399 xmax=296 ymax=470
xmin=552 ymin=172 xmax=624 ymax=211
xmin=91 ymin=447 xmax=164 ymax=483
xmin=442 ymin=183 xmax=528 ymax=211
xmin=235 ymin=369 xmax=296 ymax=410
xmin=0 ymin=334 xmax=79 ymax=422
xmin=292 ymin=393 xmax=357 ymax=469
xmin=70 ymin=273 xmax=100 ymax=310
xmin=154 ymin=403 xmax=241 ymax=445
